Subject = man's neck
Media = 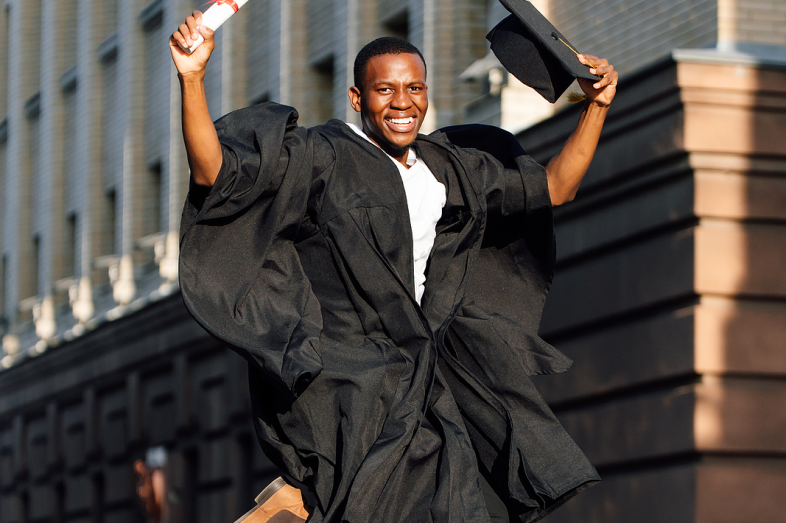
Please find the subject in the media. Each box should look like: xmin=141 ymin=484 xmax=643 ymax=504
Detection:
xmin=360 ymin=125 xmax=410 ymax=166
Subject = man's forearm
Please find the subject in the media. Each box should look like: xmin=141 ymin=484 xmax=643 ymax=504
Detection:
xmin=180 ymin=72 xmax=222 ymax=187
xmin=545 ymin=101 xmax=608 ymax=206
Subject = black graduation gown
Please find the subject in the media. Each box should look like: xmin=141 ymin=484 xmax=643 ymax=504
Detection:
xmin=179 ymin=102 xmax=599 ymax=523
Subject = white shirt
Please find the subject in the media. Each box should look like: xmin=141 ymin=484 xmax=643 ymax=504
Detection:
xmin=347 ymin=123 xmax=447 ymax=304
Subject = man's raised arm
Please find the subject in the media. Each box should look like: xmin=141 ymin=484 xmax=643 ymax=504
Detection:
xmin=169 ymin=11 xmax=222 ymax=187
xmin=545 ymin=54 xmax=618 ymax=206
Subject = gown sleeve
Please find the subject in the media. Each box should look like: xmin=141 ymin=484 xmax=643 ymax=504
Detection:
xmin=179 ymin=102 xmax=335 ymax=396
xmin=435 ymin=125 xmax=599 ymax=521
xmin=439 ymin=124 xmax=558 ymax=343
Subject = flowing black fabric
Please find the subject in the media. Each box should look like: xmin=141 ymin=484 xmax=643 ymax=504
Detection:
xmin=179 ymin=102 xmax=599 ymax=523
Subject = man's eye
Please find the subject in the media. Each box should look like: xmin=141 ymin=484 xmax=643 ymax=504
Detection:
xmin=409 ymin=87 xmax=422 ymax=92
xmin=378 ymin=88 xmax=392 ymax=94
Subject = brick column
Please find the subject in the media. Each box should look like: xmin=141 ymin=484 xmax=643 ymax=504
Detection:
xmin=2 ymin=0 xmax=41 ymax=354
xmin=408 ymin=0 xmax=435 ymax=131
xmin=33 ymin=0 xmax=73 ymax=342
xmin=518 ymin=54 xmax=786 ymax=523
xmin=112 ymin=0 xmax=146 ymax=305
xmin=70 ymin=0 xmax=112 ymax=323
xmin=1 ymin=0 xmax=23 ymax=354
xmin=286 ymin=0 xmax=309 ymax=119
xmin=161 ymin=0 xmax=187 ymax=286
xmin=332 ymin=0 xmax=378 ymax=123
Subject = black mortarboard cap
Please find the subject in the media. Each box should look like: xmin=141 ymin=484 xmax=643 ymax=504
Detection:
xmin=487 ymin=0 xmax=598 ymax=103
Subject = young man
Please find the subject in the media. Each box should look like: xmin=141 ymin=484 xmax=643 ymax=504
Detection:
xmin=172 ymin=11 xmax=616 ymax=523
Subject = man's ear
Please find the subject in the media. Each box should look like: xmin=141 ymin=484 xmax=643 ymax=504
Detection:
xmin=348 ymin=86 xmax=362 ymax=113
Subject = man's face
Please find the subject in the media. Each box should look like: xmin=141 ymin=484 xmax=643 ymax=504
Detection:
xmin=348 ymin=53 xmax=428 ymax=161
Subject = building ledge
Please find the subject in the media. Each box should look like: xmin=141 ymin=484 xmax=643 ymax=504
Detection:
xmin=98 ymin=33 xmax=118 ymax=63
xmin=1 ymin=264 xmax=180 ymax=371
xmin=140 ymin=0 xmax=163 ymax=31
xmin=60 ymin=65 xmax=78 ymax=93
xmin=24 ymin=93 xmax=40 ymax=119
xmin=673 ymin=42 xmax=786 ymax=70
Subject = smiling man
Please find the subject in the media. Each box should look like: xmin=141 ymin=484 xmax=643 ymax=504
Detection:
xmin=172 ymin=12 xmax=616 ymax=523
xmin=348 ymin=42 xmax=429 ymax=162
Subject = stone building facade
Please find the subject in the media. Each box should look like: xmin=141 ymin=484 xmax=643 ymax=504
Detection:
xmin=524 ymin=54 xmax=786 ymax=523
xmin=0 ymin=296 xmax=276 ymax=523
xmin=0 ymin=0 xmax=784 ymax=522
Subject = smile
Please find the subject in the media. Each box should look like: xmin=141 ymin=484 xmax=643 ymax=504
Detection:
xmin=387 ymin=117 xmax=414 ymax=124
xmin=384 ymin=116 xmax=416 ymax=132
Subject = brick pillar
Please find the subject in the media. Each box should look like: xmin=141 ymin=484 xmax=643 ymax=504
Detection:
xmin=331 ymin=0 xmax=356 ymax=123
xmin=408 ymin=0 xmax=486 ymax=131
xmin=518 ymin=55 xmax=786 ymax=523
xmin=408 ymin=0 xmax=436 ymax=132
xmin=112 ymin=0 xmax=146 ymax=306
xmin=2 ymin=0 xmax=41 ymax=353
xmin=33 ymin=0 xmax=73 ymax=342
xmin=287 ymin=0 xmax=310 ymax=120
xmin=161 ymin=0 xmax=188 ymax=287
xmin=71 ymin=0 xmax=111 ymax=323
xmin=261 ymin=0 xmax=284 ymax=106
xmin=1 ymin=0 xmax=23 ymax=353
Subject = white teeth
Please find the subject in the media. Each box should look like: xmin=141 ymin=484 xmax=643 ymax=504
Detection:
xmin=388 ymin=117 xmax=414 ymax=125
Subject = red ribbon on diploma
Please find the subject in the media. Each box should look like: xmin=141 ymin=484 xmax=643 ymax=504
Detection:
xmin=204 ymin=0 xmax=239 ymax=12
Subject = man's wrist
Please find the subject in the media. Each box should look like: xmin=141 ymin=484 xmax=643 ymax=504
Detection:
xmin=178 ymin=70 xmax=206 ymax=85
xmin=584 ymin=98 xmax=611 ymax=113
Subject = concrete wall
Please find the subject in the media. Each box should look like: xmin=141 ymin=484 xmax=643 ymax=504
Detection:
xmin=549 ymin=0 xmax=718 ymax=76
xmin=0 ymin=297 xmax=278 ymax=523
xmin=517 ymin=55 xmax=786 ymax=522
xmin=719 ymin=0 xmax=786 ymax=46
xmin=0 ymin=0 xmax=496 ymax=366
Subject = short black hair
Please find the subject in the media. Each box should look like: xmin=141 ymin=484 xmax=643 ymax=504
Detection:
xmin=353 ymin=37 xmax=427 ymax=90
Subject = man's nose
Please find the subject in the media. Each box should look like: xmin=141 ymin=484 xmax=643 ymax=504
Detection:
xmin=390 ymin=89 xmax=411 ymax=110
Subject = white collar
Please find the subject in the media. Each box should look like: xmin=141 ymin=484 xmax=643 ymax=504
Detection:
xmin=347 ymin=123 xmax=417 ymax=168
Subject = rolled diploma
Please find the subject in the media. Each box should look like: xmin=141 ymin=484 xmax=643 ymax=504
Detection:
xmin=179 ymin=0 xmax=249 ymax=54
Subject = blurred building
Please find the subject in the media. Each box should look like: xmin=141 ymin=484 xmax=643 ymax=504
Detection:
xmin=0 ymin=0 xmax=784 ymax=522
xmin=519 ymin=2 xmax=786 ymax=522
xmin=527 ymin=58 xmax=786 ymax=523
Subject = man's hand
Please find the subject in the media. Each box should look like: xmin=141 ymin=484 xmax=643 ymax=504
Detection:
xmin=545 ymin=55 xmax=618 ymax=206
xmin=171 ymin=10 xmax=222 ymax=187
xmin=169 ymin=10 xmax=215 ymax=77
xmin=576 ymin=54 xmax=618 ymax=107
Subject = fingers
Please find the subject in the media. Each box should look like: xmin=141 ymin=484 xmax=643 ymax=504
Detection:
xmin=171 ymin=11 xmax=204 ymax=49
xmin=589 ymin=64 xmax=614 ymax=76
xmin=577 ymin=54 xmax=617 ymax=90
xmin=170 ymin=30 xmax=186 ymax=51
xmin=175 ymin=23 xmax=192 ymax=48
xmin=186 ymin=16 xmax=198 ymax=42
xmin=188 ymin=10 xmax=204 ymax=42
xmin=577 ymin=54 xmax=607 ymax=67
xmin=590 ymin=65 xmax=616 ymax=89
xmin=198 ymin=24 xmax=215 ymax=42
xmin=594 ymin=72 xmax=617 ymax=90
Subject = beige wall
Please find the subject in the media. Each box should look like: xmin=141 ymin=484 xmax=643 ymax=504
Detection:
xmin=719 ymin=0 xmax=786 ymax=46
xmin=548 ymin=0 xmax=786 ymax=75
xmin=0 ymin=0 xmax=499 ymax=366
xmin=549 ymin=0 xmax=718 ymax=75
xmin=0 ymin=296 xmax=283 ymax=523
xmin=518 ymin=57 xmax=786 ymax=523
